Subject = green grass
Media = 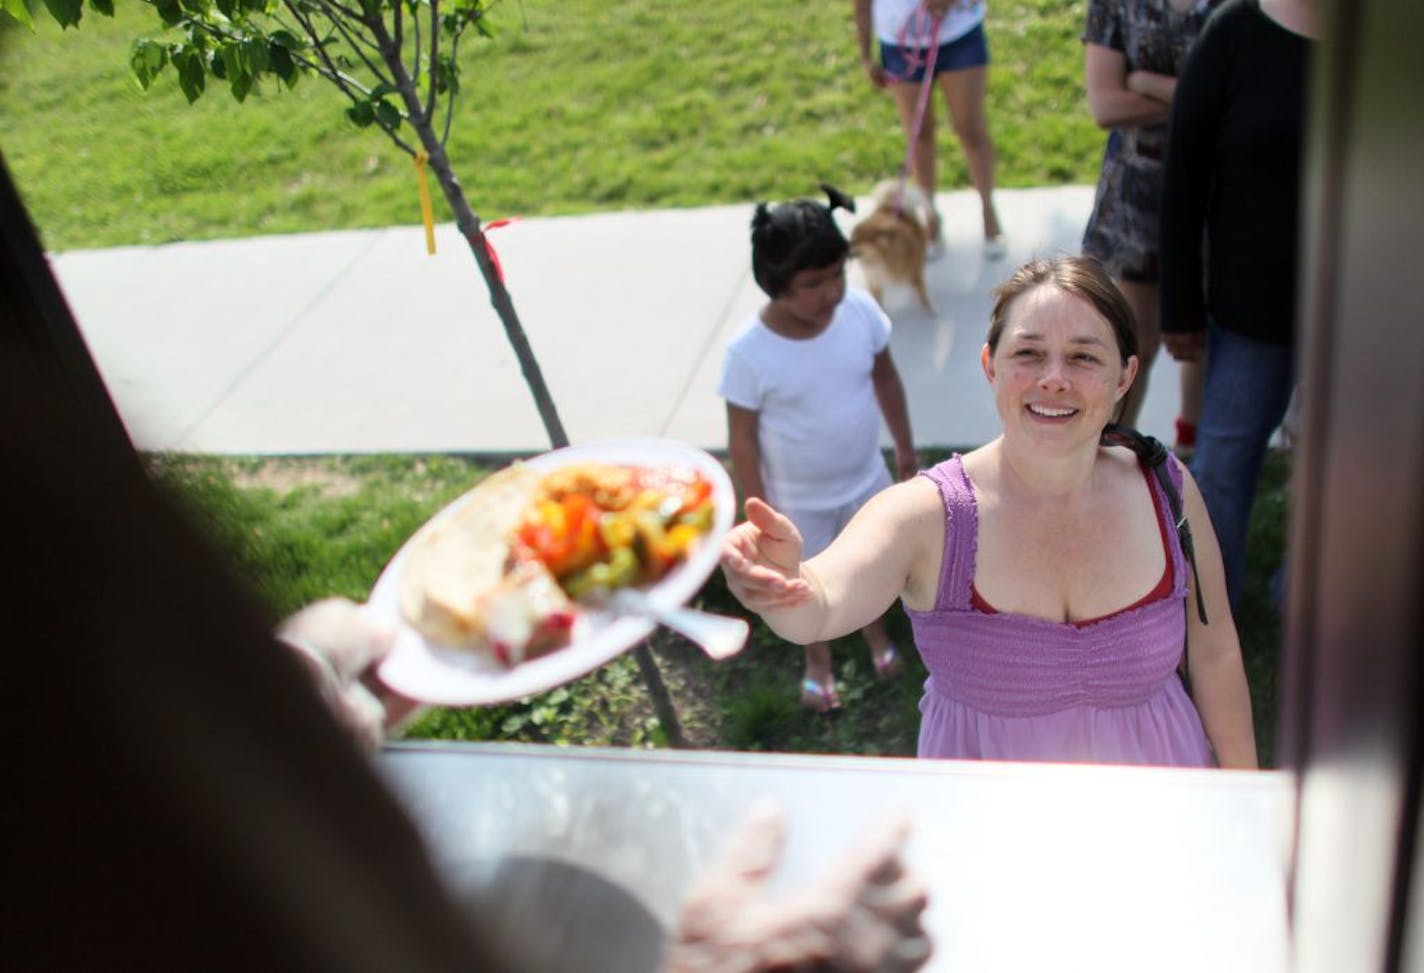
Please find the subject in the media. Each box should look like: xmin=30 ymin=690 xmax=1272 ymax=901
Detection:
xmin=0 ymin=0 xmax=1100 ymax=250
xmin=148 ymin=448 xmax=1290 ymax=765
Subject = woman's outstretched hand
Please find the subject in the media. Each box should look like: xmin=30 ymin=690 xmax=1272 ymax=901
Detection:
xmin=720 ymin=498 xmax=815 ymax=612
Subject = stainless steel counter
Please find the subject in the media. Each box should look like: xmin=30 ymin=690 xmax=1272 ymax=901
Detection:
xmin=379 ymin=743 xmax=1292 ymax=972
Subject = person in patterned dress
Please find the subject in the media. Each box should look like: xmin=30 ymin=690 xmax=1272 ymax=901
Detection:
xmin=1081 ymin=0 xmax=1221 ymax=451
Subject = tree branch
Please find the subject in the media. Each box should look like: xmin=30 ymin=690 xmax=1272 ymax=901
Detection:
xmin=279 ymin=5 xmax=381 ymax=99
xmin=286 ymin=46 xmax=366 ymax=101
xmin=370 ymin=115 xmax=418 ymax=155
xmin=422 ymin=0 xmax=439 ymax=123
xmin=183 ymin=18 xmax=244 ymax=46
xmin=439 ymin=27 xmax=459 ymax=148
xmin=299 ymin=0 xmax=368 ymax=26
xmin=304 ymin=2 xmax=392 ymax=85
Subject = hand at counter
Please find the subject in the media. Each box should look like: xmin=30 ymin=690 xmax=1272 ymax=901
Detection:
xmin=668 ymin=802 xmax=931 ymax=972
xmin=278 ymin=597 xmax=422 ymax=752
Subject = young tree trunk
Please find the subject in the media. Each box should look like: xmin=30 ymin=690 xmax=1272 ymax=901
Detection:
xmin=378 ymin=34 xmax=687 ymax=747
xmin=426 ymin=146 xmax=569 ymax=450
xmin=369 ymin=22 xmax=567 ymax=448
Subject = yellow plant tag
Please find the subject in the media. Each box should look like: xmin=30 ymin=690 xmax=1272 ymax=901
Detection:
xmin=413 ymin=149 xmax=436 ymax=255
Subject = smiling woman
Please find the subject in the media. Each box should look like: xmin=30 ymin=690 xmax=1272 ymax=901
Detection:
xmin=720 ymin=254 xmax=1259 ymax=769
xmin=982 ymin=258 xmax=1140 ymax=448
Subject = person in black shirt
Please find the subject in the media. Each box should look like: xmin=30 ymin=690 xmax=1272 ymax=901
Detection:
xmin=1158 ymin=0 xmax=1316 ymax=609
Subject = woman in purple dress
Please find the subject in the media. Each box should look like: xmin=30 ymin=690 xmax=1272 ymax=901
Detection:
xmin=720 ymin=256 xmax=1257 ymax=768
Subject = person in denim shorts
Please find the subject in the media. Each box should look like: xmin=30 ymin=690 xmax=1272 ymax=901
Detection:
xmin=853 ymin=0 xmax=1005 ymax=256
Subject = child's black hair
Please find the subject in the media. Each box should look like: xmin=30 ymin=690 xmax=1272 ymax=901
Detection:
xmin=750 ymin=183 xmax=857 ymax=298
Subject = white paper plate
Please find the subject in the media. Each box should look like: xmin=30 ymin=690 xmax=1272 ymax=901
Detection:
xmin=369 ymin=438 xmax=736 ymax=706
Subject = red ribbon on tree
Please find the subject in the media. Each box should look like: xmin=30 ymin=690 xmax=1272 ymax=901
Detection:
xmin=480 ymin=217 xmax=520 ymax=283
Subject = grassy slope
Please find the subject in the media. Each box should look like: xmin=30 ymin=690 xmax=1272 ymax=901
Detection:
xmin=0 ymin=0 xmax=1098 ymax=250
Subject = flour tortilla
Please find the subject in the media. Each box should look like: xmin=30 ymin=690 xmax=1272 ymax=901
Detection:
xmin=398 ymin=464 xmax=572 ymax=660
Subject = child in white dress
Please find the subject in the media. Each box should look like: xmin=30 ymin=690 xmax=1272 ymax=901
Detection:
xmin=719 ymin=186 xmax=918 ymax=710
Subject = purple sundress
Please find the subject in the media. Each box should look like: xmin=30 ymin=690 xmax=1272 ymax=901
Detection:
xmin=906 ymin=455 xmax=1215 ymax=767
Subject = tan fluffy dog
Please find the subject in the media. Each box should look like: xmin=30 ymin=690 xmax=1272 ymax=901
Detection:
xmin=849 ymin=180 xmax=934 ymax=312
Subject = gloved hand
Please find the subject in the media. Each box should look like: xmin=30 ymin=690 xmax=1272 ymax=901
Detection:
xmin=668 ymin=802 xmax=932 ymax=972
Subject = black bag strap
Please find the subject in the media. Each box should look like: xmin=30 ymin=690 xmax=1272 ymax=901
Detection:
xmin=1101 ymin=424 xmax=1209 ymax=626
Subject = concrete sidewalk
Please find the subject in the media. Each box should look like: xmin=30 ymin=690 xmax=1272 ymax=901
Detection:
xmin=48 ymin=185 xmax=1187 ymax=455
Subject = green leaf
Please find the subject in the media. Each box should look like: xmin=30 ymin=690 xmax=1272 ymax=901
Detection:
xmin=219 ymin=39 xmax=248 ymax=82
xmin=171 ymin=48 xmax=207 ymax=103
xmin=267 ymin=38 xmax=295 ymax=82
xmin=154 ymin=0 xmax=182 ymax=25
xmin=129 ymin=38 xmax=168 ymax=89
xmin=41 ymin=0 xmax=81 ymax=28
xmin=268 ymin=28 xmax=299 ymax=48
xmin=229 ymin=69 xmax=252 ymax=102
xmin=182 ymin=23 xmax=208 ymax=51
xmin=243 ymin=36 xmax=268 ymax=74
xmin=464 ymin=1 xmax=492 ymax=39
xmin=2 ymin=0 xmax=36 ymax=31
xmin=435 ymin=52 xmax=459 ymax=95
xmin=87 ymin=0 xmax=113 ymax=14
xmin=214 ymin=0 xmax=234 ymax=18
xmin=219 ymin=42 xmax=253 ymax=101
xmin=345 ymin=100 xmax=374 ymax=128
xmin=373 ymin=98 xmax=401 ymax=130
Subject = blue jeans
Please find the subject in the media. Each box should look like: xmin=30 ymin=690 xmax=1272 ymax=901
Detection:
xmin=1190 ymin=321 xmax=1295 ymax=612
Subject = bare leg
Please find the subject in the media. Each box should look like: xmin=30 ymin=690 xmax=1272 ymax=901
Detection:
xmin=802 ymin=641 xmax=840 ymax=711
xmin=937 ymin=66 xmax=1002 ymax=241
xmin=861 ymin=616 xmax=902 ymax=679
xmin=1115 ymin=279 xmax=1161 ymax=427
xmin=890 ymin=81 xmax=940 ymax=239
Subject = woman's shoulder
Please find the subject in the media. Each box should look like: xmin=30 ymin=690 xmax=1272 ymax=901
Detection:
xmin=851 ymin=475 xmax=945 ymax=542
xmin=917 ymin=452 xmax=972 ymax=491
xmin=1096 ymin=442 xmax=1163 ymax=493
xmin=883 ymin=473 xmax=946 ymax=515
xmin=1098 ymin=441 xmax=1145 ymax=472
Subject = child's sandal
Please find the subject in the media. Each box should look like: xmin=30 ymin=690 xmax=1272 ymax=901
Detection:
xmin=800 ymin=676 xmax=842 ymax=713
xmin=873 ymin=644 xmax=903 ymax=680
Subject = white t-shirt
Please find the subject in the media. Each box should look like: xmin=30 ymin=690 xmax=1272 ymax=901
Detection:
xmin=873 ymin=0 xmax=986 ymax=47
xmin=718 ymin=288 xmax=893 ymax=511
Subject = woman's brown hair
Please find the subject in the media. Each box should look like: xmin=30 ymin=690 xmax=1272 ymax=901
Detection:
xmin=986 ymin=255 xmax=1138 ymax=363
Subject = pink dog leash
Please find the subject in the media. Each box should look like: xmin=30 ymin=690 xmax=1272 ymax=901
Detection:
xmin=892 ymin=6 xmax=945 ymax=212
